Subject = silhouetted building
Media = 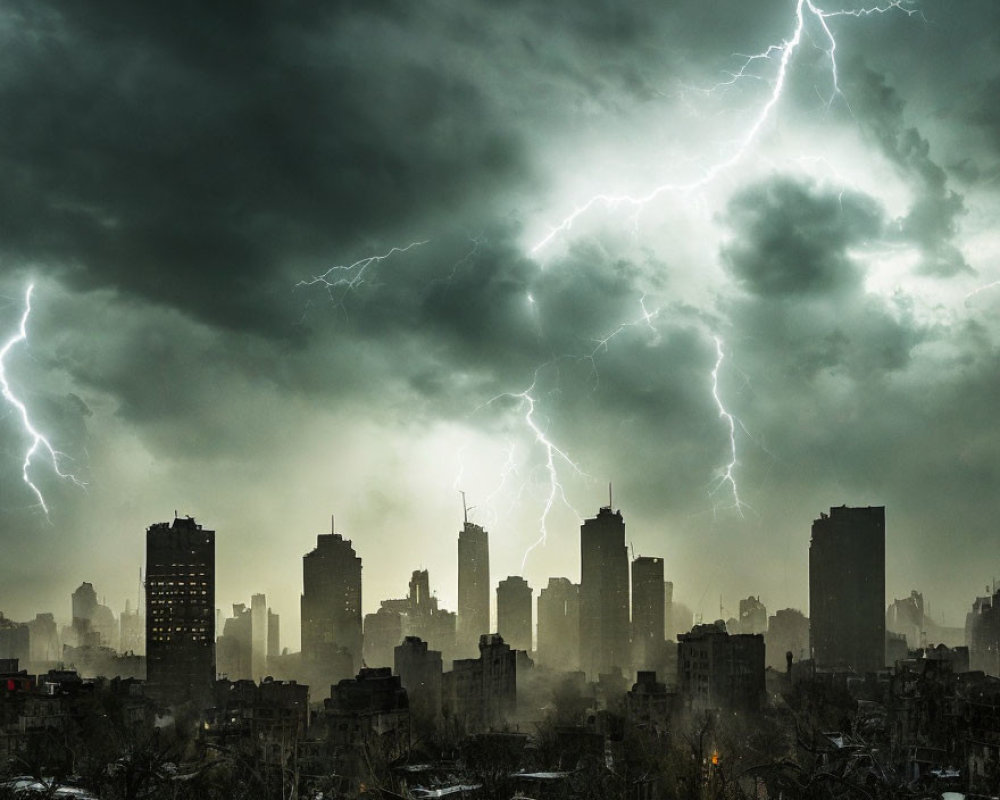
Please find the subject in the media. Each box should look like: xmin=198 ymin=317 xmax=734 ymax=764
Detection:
xmin=678 ymin=621 xmax=765 ymax=711
xmin=268 ymin=608 xmax=280 ymax=659
xmin=145 ymin=516 xmax=215 ymax=705
xmin=536 ymin=578 xmax=579 ymax=670
xmin=632 ymin=557 xmax=665 ymax=672
xmin=71 ymin=582 xmax=97 ymax=632
xmin=217 ymin=603 xmax=253 ymax=680
xmin=364 ymin=607 xmax=404 ymax=669
xmin=458 ymin=521 xmax=490 ymax=658
xmin=967 ymin=588 xmax=1000 ymax=676
xmin=301 ymin=522 xmax=363 ymax=683
xmin=445 ymin=633 xmax=516 ymax=733
xmin=394 ymin=636 xmax=442 ymax=727
xmin=738 ymin=596 xmax=767 ymax=635
xmin=625 ymin=671 xmax=677 ymax=739
xmin=765 ymin=608 xmax=809 ymax=670
xmin=28 ymin=613 xmax=59 ymax=664
xmin=809 ymin=505 xmax=885 ymax=672
xmin=0 ymin=615 xmax=29 ymax=666
xmin=497 ymin=576 xmax=533 ymax=653
xmin=250 ymin=594 xmax=267 ymax=682
xmin=579 ymin=505 xmax=629 ymax=679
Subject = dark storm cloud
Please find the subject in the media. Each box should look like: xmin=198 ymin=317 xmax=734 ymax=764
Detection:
xmin=721 ymin=178 xmax=883 ymax=297
xmin=0 ymin=2 xmax=529 ymax=336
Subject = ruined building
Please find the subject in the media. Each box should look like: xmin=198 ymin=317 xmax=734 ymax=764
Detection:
xmin=678 ymin=621 xmax=765 ymax=711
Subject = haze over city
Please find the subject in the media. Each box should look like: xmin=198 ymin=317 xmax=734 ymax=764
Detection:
xmin=1 ymin=0 xmax=999 ymax=644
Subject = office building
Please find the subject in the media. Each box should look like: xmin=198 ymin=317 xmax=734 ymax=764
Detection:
xmin=497 ymin=576 xmax=533 ymax=653
xmin=809 ymin=505 xmax=885 ymax=672
xmin=631 ymin=557 xmax=665 ymax=672
xmin=146 ymin=516 xmax=215 ymax=705
xmin=457 ymin=520 xmax=490 ymax=657
xmin=536 ymin=578 xmax=579 ymax=669
xmin=579 ymin=505 xmax=629 ymax=678
xmin=301 ymin=522 xmax=363 ymax=682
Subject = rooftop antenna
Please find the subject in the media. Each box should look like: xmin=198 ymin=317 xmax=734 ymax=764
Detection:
xmin=630 ymin=541 xmax=635 ymax=561
xmin=460 ymin=491 xmax=475 ymax=524
xmin=331 ymin=514 xmax=335 ymax=534
xmin=609 ymin=481 xmax=613 ymax=509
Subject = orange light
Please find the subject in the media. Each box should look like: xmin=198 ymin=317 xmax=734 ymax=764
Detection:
xmin=711 ymin=751 xmax=719 ymax=765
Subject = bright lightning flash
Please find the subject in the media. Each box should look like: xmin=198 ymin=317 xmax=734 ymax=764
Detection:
xmin=530 ymin=0 xmax=917 ymax=253
xmin=0 ymin=284 xmax=85 ymax=515
xmin=709 ymin=336 xmax=748 ymax=517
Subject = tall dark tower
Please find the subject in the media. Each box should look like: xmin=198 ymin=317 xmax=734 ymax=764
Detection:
xmin=809 ymin=505 xmax=885 ymax=673
xmin=631 ymin=556 xmax=665 ymax=671
xmin=496 ymin=576 xmax=533 ymax=652
xmin=457 ymin=520 xmax=490 ymax=658
xmin=145 ymin=516 xmax=215 ymax=706
xmin=301 ymin=520 xmax=363 ymax=682
xmin=579 ymin=505 xmax=629 ymax=678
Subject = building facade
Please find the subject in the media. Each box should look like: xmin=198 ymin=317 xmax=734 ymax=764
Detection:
xmin=809 ymin=505 xmax=885 ymax=673
xmin=536 ymin=578 xmax=579 ymax=669
xmin=145 ymin=516 xmax=215 ymax=705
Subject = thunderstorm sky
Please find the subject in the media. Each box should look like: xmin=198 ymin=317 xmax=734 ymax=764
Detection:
xmin=0 ymin=0 xmax=998 ymax=643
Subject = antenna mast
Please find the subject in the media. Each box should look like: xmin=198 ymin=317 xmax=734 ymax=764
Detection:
xmin=460 ymin=491 xmax=468 ymax=524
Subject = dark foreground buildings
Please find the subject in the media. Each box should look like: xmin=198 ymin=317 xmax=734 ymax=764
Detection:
xmin=809 ymin=505 xmax=885 ymax=672
xmin=145 ymin=516 xmax=215 ymax=705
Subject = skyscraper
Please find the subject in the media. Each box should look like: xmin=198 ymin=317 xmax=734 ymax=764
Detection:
xmin=496 ymin=576 xmax=533 ymax=652
xmin=579 ymin=505 xmax=629 ymax=678
xmin=145 ymin=516 xmax=215 ymax=705
xmin=250 ymin=593 xmax=267 ymax=682
xmin=809 ymin=505 xmax=885 ymax=673
xmin=631 ymin=556 xmax=664 ymax=671
xmin=536 ymin=577 xmax=579 ymax=669
xmin=301 ymin=522 xmax=363 ymax=682
xmin=457 ymin=520 xmax=490 ymax=657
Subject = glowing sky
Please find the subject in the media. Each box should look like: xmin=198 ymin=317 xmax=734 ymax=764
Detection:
xmin=1 ymin=1 xmax=998 ymax=642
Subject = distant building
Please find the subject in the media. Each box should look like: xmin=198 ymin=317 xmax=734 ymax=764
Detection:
xmin=497 ymin=576 xmax=533 ymax=653
xmin=301 ymin=522 xmax=363 ymax=683
xmin=678 ymin=621 xmax=765 ymax=711
xmin=625 ymin=671 xmax=677 ymax=739
xmin=445 ymin=633 xmax=516 ymax=733
xmin=458 ymin=521 xmax=490 ymax=658
xmin=579 ymin=505 xmax=629 ymax=679
xmin=738 ymin=596 xmax=767 ymax=635
xmin=966 ymin=588 xmax=1000 ymax=676
xmin=632 ymin=557 xmax=665 ymax=672
xmin=0 ymin=614 xmax=29 ymax=666
xmin=394 ymin=636 xmax=443 ymax=727
xmin=250 ymin=594 xmax=267 ymax=682
xmin=28 ymin=613 xmax=60 ymax=664
xmin=809 ymin=505 xmax=885 ymax=673
xmin=536 ymin=578 xmax=579 ymax=670
xmin=217 ymin=603 xmax=252 ymax=680
xmin=765 ymin=608 xmax=809 ymax=670
xmin=145 ymin=516 xmax=215 ymax=705
xmin=119 ymin=601 xmax=144 ymax=655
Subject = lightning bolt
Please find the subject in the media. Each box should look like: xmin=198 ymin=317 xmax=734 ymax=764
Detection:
xmin=0 ymin=283 xmax=85 ymax=515
xmin=482 ymin=372 xmax=588 ymax=571
xmin=709 ymin=336 xmax=748 ymax=517
xmin=295 ymin=240 xmax=429 ymax=307
xmin=530 ymin=0 xmax=918 ymax=253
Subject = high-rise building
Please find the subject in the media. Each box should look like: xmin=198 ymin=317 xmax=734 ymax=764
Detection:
xmin=579 ymin=505 xmax=629 ymax=678
xmin=765 ymin=608 xmax=809 ymax=670
xmin=496 ymin=576 xmax=533 ymax=653
xmin=678 ymin=621 xmax=765 ymax=711
xmin=631 ymin=557 xmax=665 ymax=672
xmin=301 ymin=522 xmax=363 ymax=682
xmin=457 ymin=520 xmax=490 ymax=657
xmin=536 ymin=578 xmax=579 ymax=669
xmin=809 ymin=505 xmax=885 ymax=673
xmin=251 ymin=593 xmax=268 ymax=681
xmin=145 ymin=516 xmax=215 ymax=705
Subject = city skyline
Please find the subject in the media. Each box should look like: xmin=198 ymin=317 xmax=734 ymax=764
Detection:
xmin=2 ymin=1 xmax=1000 ymax=638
